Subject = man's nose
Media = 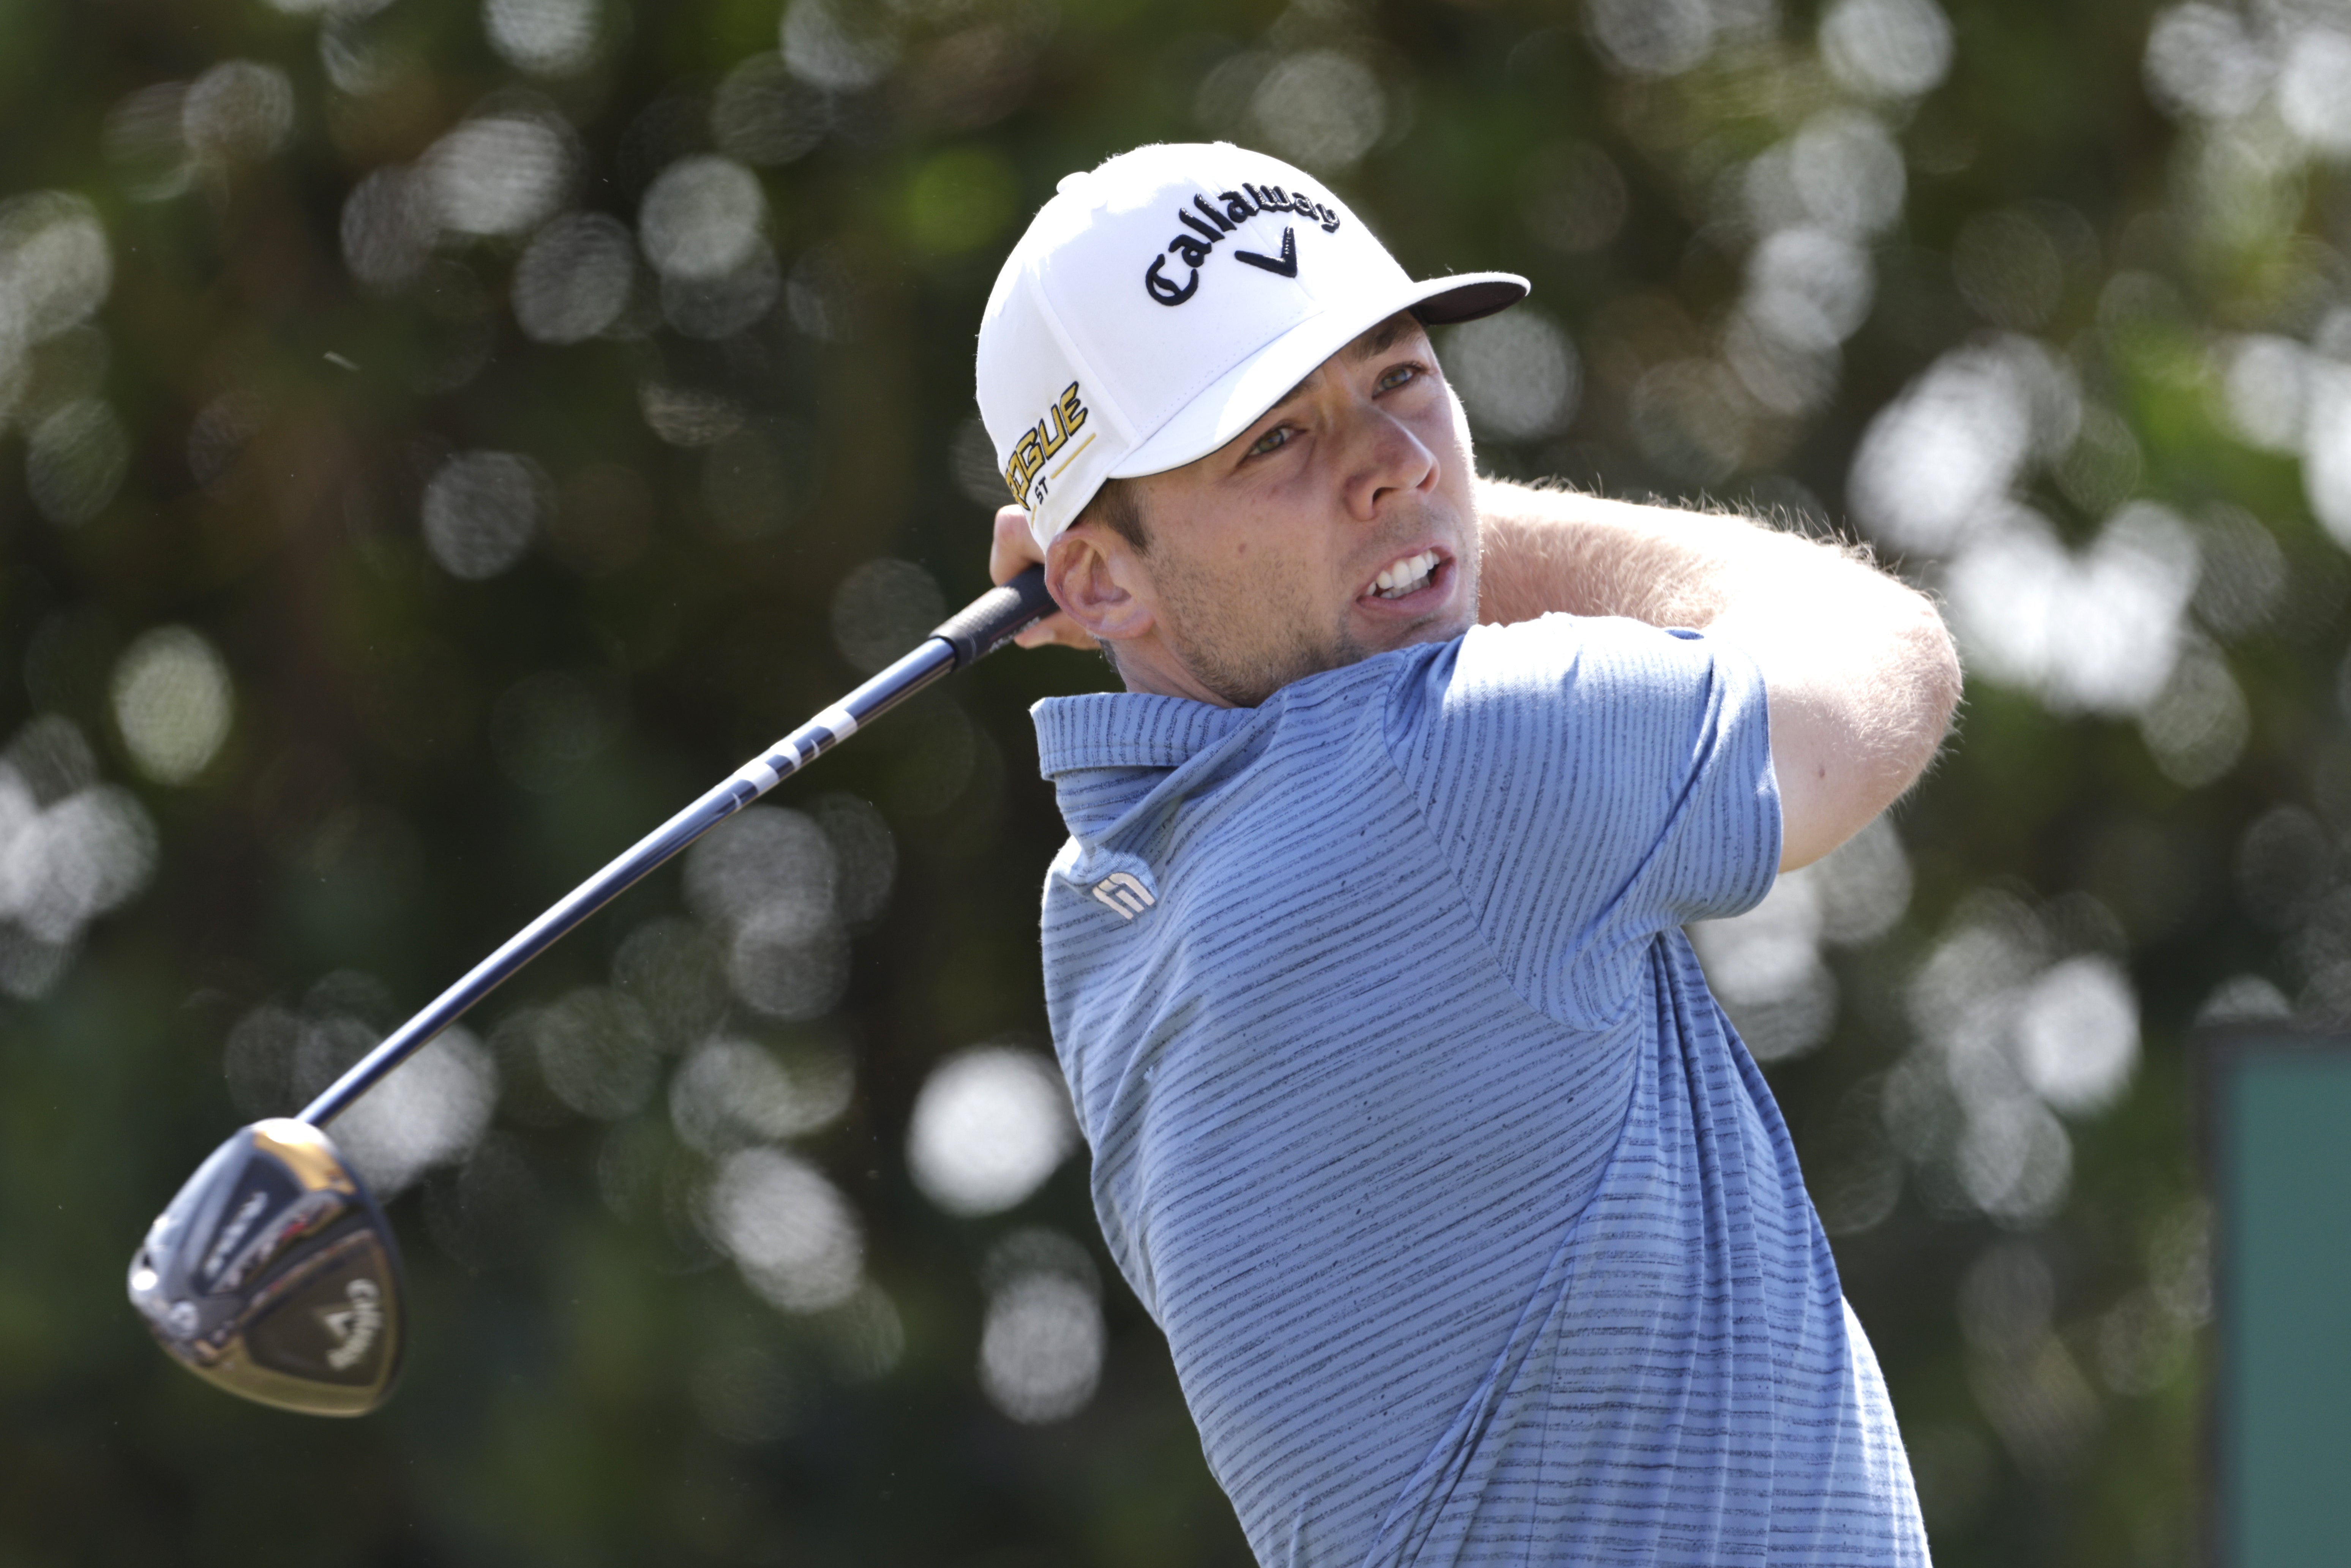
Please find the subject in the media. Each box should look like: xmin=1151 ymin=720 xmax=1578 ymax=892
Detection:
xmin=1340 ymin=402 xmax=1439 ymax=522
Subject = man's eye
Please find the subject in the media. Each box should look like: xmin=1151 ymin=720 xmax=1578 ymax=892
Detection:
xmin=1247 ymin=426 xmax=1292 ymax=458
xmin=1377 ymin=362 xmax=1421 ymax=392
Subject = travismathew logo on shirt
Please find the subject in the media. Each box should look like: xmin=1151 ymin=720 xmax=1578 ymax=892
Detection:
xmin=1092 ymin=872 xmax=1156 ymax=919
xmin=1143 ymin=180 xmax=1342 ymax=306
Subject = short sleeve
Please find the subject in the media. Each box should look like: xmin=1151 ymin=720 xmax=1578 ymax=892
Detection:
xmin=1386 ymin=613 xmax=1780 ymax=1029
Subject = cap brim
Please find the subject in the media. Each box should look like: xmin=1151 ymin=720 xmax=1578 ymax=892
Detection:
xmin=1112 ymin=270 xmax=1529 ymax=481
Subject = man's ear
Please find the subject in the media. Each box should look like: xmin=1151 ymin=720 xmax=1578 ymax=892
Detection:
xmin=1047 ymin=528 xmax=1156 ymax=648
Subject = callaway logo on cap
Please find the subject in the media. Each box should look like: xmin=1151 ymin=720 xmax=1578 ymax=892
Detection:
xmin=976 ymin=142 xmax=1528 ymax=550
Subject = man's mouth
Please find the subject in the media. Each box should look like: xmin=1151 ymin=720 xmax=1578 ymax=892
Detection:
xmin=1369 ymin=550 xmax=1441 ymax=600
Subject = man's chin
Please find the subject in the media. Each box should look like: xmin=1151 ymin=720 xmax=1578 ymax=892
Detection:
xmin=1161 ymin=568 xmax=1475 ymax=706
xmin=1277 ymin=606 xmax=1473 ymax=700
xmin=1353 ymin=585 xmax=1477 ymax=655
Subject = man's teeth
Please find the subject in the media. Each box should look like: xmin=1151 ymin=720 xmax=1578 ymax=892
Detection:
xmin=1373 ymin=551 xmax=1440 ymax=599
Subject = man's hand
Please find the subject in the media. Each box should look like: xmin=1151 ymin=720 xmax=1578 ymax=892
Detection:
xmin=990 ymin=505 xmax=1096 ymax=651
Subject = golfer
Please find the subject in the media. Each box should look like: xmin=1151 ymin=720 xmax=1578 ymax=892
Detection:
xmin=978 ymin=142 xmax=1958 ymax=1566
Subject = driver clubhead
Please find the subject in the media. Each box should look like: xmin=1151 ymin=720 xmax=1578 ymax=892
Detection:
xmin=128 ymin=1118 xmax=404 ymax=1416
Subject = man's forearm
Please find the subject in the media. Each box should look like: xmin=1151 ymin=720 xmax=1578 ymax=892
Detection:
xmin=1476 ymin=476 xmax=1809 ymax=629
xmin=1472 ymin=476 xmax=1963 ymax=868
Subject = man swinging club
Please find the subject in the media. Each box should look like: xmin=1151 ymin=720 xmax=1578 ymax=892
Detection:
xmin=978 ymin=142 xmax=1959 ymax=1566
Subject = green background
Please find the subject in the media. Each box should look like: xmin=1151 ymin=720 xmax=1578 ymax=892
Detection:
xmin=0 ymin=0 xmax=2337 ymax=1561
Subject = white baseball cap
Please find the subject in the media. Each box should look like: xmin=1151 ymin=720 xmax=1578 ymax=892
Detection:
xmin=976 ymin=142 xmax=1528 ymax=551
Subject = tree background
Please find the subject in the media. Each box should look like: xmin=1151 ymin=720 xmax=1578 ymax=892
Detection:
xmin=0 ymin=0 xmax=2330 ymax=1560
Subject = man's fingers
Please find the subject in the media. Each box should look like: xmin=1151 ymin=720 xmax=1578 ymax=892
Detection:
xmin=1015 ymin=609 xmax=1094 ymax=650
xmin=990 ymin=505 xmax=1043 ymax=585
xmin=989 ymin=504 xmax=1093 ymax=650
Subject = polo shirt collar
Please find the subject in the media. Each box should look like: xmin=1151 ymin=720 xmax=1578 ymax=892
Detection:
xmin=1031 ymin=693 xmax=1258 ymax=776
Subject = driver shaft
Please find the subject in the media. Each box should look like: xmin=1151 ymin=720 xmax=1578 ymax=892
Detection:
xmin=297 ymin=566 xmax=1055 ymax=1129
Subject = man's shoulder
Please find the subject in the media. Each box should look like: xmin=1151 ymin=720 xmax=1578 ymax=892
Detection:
xmin=1028 ymin=614 xmax=1735 ymax=792
xmin=1453 ymin=609 xmax=1715 ymax=670
xmin=1429 ymin=612 xmax=1760 ymax=726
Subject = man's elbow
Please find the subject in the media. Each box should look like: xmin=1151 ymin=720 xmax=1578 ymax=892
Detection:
xmin=1891 ymin=593 xmax=1963 ymax=786
xmin=1778 ymin=594 xmax=1959 ymax=871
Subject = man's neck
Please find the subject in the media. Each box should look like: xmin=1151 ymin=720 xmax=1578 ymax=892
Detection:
xmin=1110 ymin=635 xmax=1240 ymax=708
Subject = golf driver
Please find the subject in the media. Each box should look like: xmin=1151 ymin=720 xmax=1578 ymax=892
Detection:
xmin=129 ymin=565 xmax=1059 ymax=1415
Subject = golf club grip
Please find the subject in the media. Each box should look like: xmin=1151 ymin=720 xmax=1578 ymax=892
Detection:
xmin=936 ymin=564 xmax=1056 ymax=667
xmin=294 ymin=565 xmax=1060 ymax=1129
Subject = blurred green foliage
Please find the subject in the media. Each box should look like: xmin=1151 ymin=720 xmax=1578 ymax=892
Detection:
xmin=3 ymin=0 xmax=2343 ymax=1561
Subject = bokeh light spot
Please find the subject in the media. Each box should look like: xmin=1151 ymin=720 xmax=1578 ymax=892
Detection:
xmin=713 ymin=53 xmax=829 ymax=166
xmin=485 ymin=0 xmax=605 ymax=78
xmin=949 ymin=416 xmax=1012 ymax=508
xmin=2278 ymin=26 xmax=2351 ymax=155
xmin=111 ymin=626 xmax=234 ymax=785
xmin=1691 ymin=872 xmax=1838 ymax=1063
xmin=2144 ymin=3 xmax=2271 ymax=120
xmin=423 ymin=114 xmax=572 ymax=238
xmin=533 ymin=986 xmax=660 ymax=1118
xmin=831 ymin=558 xmax=946 ymax=674
xmin=103 ymin=82 xmax=193 ymax=202
xmin=979 ymin=1252 xmax=1104 ymax=1424
xmin=685 ymin=805 xmax=835 ymax=932
xmin=1820 ymin=0 xmax=1955 ymax=98
xmin=340 ymin=168 xmax=435 ymax=293
xmin=2191 ymin=505 xmax=2286 ymax=639
xmin=331 ymin=1026 xmax=498 ymax=1198
xmin=1745 ymin=226 xmax=1874 ymax=350
xmin=422 ymin=451 xmax=542 ymax=579
xmin=1250 ymin=51 xmax=1385 ymax=172
xmin=639 ymin=155 xmax=766 ymax=281
xmin=685 ymin=805 xmax=849 ymax=1021
xmin=780 ymin=0 xmax=900 ymax=91
xmin=1586 ymin=0 xmax=1718 ymax=79
xmin=1789 ymin=111 xmax=1906 ymax=238
xmin=1629 ymin=360 xmax=1751 ymax=482
xmin=1443 ymin=309 xmax=1580 ymax=443
xmin=2012 ymin=955 xmax=2140 ymax=1115
xmin=2139 ymin=642 xmax=2250 ymax=788
xmin=906 ymin=1044 xmax=1077 ymax=1217
xmin=26 ymin=399 xmax=129 ymax=527
xmin=670 ymin=1035 xmax=854 ymax=1153
xmin=183 ymin=61 xmax=294 ymax=165
xmin=513 ymin=212 xmax=635 ymax=343
xmin=662 ymin=249 xmax=780 ymax=339
xmin=701 ymin=1145 xmax=864 ymax=1312
xmin=0 ymin=192 xmax=113 ymax=343
xmin=612 ymin=914 xmax=728 ymax=1046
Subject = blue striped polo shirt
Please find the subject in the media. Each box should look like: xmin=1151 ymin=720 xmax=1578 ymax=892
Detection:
xmin=1033 ymin=612 xmax=1926 ymax=1567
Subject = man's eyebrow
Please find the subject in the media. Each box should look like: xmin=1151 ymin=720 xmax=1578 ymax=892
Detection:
xmin=1344 ymin=313 xmax=1420 ymax=363
xmin=1262 ymin=371 xmax=1315 ymax=418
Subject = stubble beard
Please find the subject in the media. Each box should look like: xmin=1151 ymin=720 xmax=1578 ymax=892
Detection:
xmin=1149 ymin=517 xmax=1483 ymax=709
xmin=1151 ymin=550 xmax=1363 ymax=708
